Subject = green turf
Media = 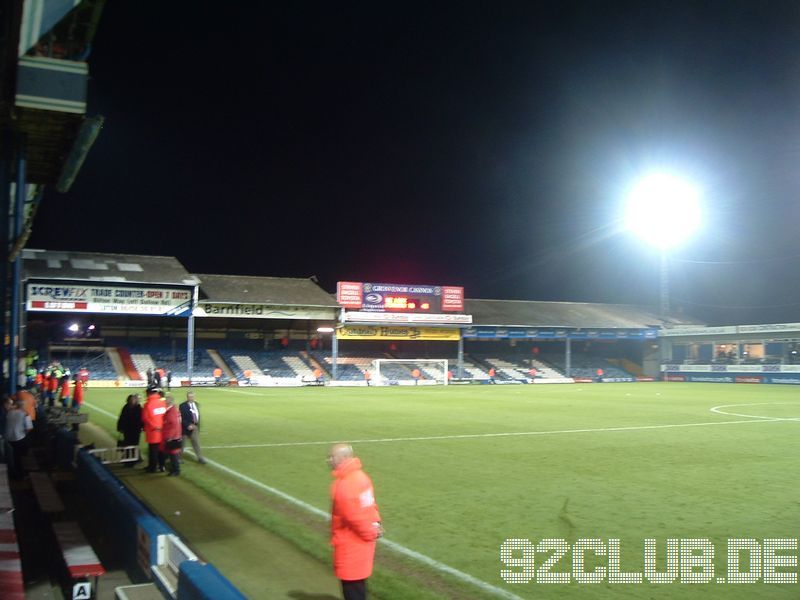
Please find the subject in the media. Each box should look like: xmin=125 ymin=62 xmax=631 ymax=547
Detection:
xmin=83 ymin=383 xmax=800 ymax=599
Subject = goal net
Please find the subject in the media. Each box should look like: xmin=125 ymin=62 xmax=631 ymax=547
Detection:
xmin=371 ymin=359 xmax=449 ymax=386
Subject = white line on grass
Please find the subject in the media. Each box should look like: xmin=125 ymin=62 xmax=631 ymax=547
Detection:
xmin=85 ymin=400 xmax=523 ymax=599
xmin=710 ymin=402 xmax=800 ymax=420
xmin=203 ymin=417 xmax=785 ymax=450
xmin=84 ymin=402 xmax=118 ymax=420
xmin=197 ymin=456 xmax=525 ymax=600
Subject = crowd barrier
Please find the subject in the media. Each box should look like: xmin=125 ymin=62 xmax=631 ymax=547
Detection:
xmin=56 ymin=430 xmax=246 ymax=599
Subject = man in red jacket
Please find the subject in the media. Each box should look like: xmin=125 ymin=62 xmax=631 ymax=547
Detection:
xmin=328 ymin=444 xmax=382 ymax=600
xmin=142 ymin=387 xmax=166 ymax=473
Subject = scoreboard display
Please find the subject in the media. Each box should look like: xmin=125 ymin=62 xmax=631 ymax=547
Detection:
xmin=337 ymin=282 xmax=464 ymax=313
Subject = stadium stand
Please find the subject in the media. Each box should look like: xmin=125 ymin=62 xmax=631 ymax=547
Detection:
xmin=122 ymin=341 xmax=218 ymax=380
xmin=311 ymin=352 xmax=369 ymax=381
xmin=543 ymin=352 xmax=633 ymax=379
xmin=218 ymin=349 xmax=299 ymax=380
xmin=531 ymin=358 xmax=564 ymax=379
xmin=49 ymin=348 xmax=117 ymax=380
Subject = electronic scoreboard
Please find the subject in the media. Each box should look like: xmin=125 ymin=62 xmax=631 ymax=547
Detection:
xmin=337 ymin=282 xmax=464 ymax=313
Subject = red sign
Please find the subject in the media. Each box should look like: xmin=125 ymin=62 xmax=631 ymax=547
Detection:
xmin=441 ymin=286 xmax=464 ymax=312
xmin=735 ymin=376 xmax=763 ymax=384
xmin=337 ymin=281 xmax=363 ymax=308
xmin=31 ymin=301 xmax=88 ymax=310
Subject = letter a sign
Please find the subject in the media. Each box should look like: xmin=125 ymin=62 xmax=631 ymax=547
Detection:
xmin=73 ymin=581 xmax=91 ymax=599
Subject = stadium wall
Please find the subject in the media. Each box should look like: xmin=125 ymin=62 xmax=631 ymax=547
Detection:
xmin=662 ymin=364 xmax=800 ymax=385
xmin=59 ymin=432 xmax=247 ymax=599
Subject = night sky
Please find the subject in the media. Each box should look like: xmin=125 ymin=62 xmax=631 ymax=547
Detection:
xmin=27 ymin=1 xmax=800 ymax=325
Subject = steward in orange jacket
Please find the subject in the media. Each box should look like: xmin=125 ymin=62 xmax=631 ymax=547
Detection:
xmin=142 ymin=388 xmax=166 ymax=472
xmin=328 ymin=444 xmax=382 ymax=597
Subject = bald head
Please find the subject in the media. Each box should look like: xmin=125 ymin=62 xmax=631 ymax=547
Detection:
xmin=327 ymin=443 xmax=354 ymax=469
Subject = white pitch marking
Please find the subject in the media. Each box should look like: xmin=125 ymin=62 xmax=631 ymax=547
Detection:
xmin=710 ymin=402 xmax=800 ymax=420
xmin=83 ymin=402 xmax=118 ymax=420
xmin=203 ymin=417 xmax=784 ymax=450
xmin=196 ymin=457 xmax=525 ymax=600
xmin=85 ymin=400 xmax=522 ymax=598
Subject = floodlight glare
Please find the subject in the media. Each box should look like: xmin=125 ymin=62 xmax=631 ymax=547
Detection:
xmin=624 ymin=173 xmax=701 ymax=249
xmin=67 ymin=323 xmax=79 ymax=332
xmin=317 ymin=327 xmax=335 ymax=333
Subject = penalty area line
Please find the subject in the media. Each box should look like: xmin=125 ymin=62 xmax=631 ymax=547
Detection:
xmin=204 ymin=417 xmax=784 ymax=450
xmin=201 ymin=456 xmax=525 ymax=600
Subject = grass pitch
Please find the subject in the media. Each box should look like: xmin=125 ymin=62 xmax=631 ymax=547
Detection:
xmin=84 ymin=383 xmax=800 ymax=599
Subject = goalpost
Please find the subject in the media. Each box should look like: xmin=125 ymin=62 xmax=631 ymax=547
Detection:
xmin=371 ymin=359 xmax=449 ymax=386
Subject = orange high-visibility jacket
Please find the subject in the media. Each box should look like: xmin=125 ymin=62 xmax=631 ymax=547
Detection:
xmin=142 ymin=393 xmax=166 ymax=443
xmin=330 ymin=458 xmax=381 ymax=581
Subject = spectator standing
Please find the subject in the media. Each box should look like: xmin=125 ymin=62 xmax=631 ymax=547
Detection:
xmin=166 ymin=370 xmax=173 ymax=390
xmin=5 ymin=399 xmax=33 ymax=479
xmin=45 ymin=372 xmax=57 ymax=407
xmin=160 ymin=395 xmax=182 ymax=476
xmin=153 ymin=368 xmax=162 ymax=389
xmin=142 ymin=387 xmax=166 ymax=473
xmin=59 ymin=374 xmax=71 ymax=408
xmin=179 ymin=392 xmax=206 ymax=464
xmin=17 ymin=388 xmax=37 ymax=425
xmin=488 ymin=367 xmax=496 ymax=384
xmin=146 ymin=368 xmax=154 ymax=387
xmin=117 ymin=394 xmax=143 ymax=467
xmin=72 ymin=375 xmax=85 ymax=411
xmin=328 ymin=444 xmax=383 ymax=600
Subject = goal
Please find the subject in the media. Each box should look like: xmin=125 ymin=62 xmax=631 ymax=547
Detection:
xmin=371 ymin=359 xmax=449 ymax=386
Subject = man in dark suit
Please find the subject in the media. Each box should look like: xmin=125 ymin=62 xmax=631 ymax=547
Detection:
xmin=179 ymin=391 xmax=206 ymax=464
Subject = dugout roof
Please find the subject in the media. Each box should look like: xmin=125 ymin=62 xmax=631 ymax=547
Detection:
xmin=465 ymin=298 xmax=669 ymax=329
xmin=22 ymin=249 xmax=199 ymax=286
xmin=196 ymin=274 xmax=339 ymax=308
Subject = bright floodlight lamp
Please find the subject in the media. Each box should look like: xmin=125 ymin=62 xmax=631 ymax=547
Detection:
xmin=624 ymin=173 xmax=701 ymax=249
xmin=624 ymin=173 xmax=702 ymax=318
xmin=67 ymin=323 xmax=79 ymax=332
xmin=317 ymin=327 xmax=334 ymax=333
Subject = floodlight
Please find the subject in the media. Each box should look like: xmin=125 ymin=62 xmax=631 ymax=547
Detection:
xmin=317 ymin=327 xmax=334 ymax=333
xmin=624 ymin=173 xmax=701 ymax=249
xmin=87 ymin=324 xmax=96 ymax=331
xmin=67 ymin=323 xmax=79 ymax=332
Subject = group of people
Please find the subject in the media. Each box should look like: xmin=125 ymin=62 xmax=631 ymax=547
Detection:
xmin=116 ymin=387 xmax=204 ymax=476
xmin=145 ymin=367 xmax=173 ymax=390
xmin=29 ymin=365 xmax=87 ymax=410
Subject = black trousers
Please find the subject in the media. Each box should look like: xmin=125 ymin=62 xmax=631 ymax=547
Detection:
xmin=341 ymin=579 xmax=367 ymax=600
xmin=147 ymin=443 xmax=160 ymax=471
